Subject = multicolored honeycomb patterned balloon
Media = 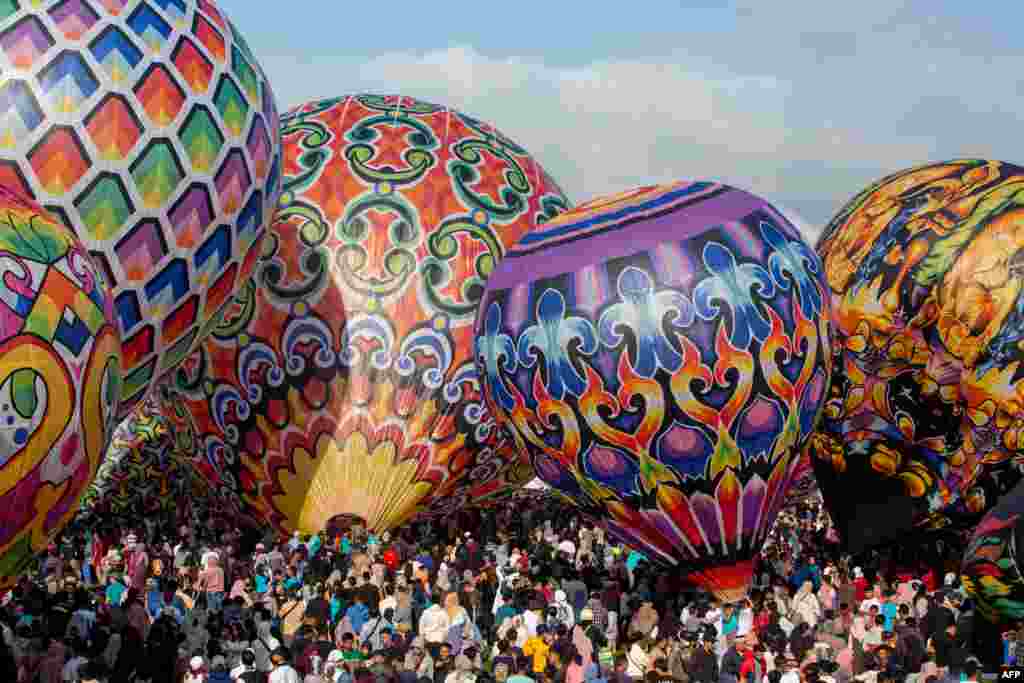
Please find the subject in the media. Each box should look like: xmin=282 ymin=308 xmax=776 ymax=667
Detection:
xmin=0 ymin=0 xmax=281 ymax=416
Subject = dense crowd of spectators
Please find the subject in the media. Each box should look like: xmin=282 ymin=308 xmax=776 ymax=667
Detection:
xmin=0 ymin=495 xmax=1010 ymax=682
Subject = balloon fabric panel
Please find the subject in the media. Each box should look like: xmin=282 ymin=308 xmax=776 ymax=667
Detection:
xmin=0 ymin=185 xmax=121 ymax=587
xmin=79 ymin=394 xmax=210 ymax=518
xmin=812 ymin=159 xmax=1024 ymax=552
xmin=962 ymin=478 xmax=1024 ymax=623
xmin=477 ymin=181 xmax=831 ymax=601
xmin=158 ymin=94 xmax=570 ymax=534
xmin=0 ymin=0 xmax=282 ymax=417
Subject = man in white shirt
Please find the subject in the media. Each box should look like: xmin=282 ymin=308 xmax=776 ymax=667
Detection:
xmin=268 ymin=647 xmax=301 ymax=683
xmin=860 ymin=586 xmax=881 ymax=614
xmin=419 ymin=598 xmax=451 ymax=655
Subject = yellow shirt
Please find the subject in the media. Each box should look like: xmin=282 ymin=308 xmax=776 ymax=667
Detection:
xmin=523 ymin=636 xmax=550 ymax=673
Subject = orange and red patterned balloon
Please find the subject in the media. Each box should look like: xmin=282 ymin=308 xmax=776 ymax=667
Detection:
xmin=158 ymin=94 xmax=569 ymax=533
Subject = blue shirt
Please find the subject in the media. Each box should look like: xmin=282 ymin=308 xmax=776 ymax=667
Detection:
xmin=255 ymin=575 xmax=269 ymax=594
xmin=881 ymin=602 xmax=898 ymax=632
xmin=347 ymin=602 xmax=370 ymax=634
xmin=626 ymin=552 xmax=646 ymax=571
xmin=106 ymin=580 xmax=126 ymax=606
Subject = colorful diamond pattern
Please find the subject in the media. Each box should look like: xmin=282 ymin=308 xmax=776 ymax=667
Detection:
xmin=127 ymin=2 xmax=172 ymax=54
xmin=85 ymin=94 xmax=143 ymax=161
xmin=98 ymin=0 xmax=130 ymax=16
xmin=214 ymin=148 xmax=250 ymax=215
xmin=245 ymin=115 xmax=269 ymax=179
xmin=74 ymin=172 xmax=134 ymax=242
xmin=0 ymin=80 xmax=44 ymax=149
xmin=168 ymin=183 xmax=214 ymax=249
xmin=27 ymin=126 xmax=89 ymax=194
xmin=179 ymin=104 xmax=223 ymax=172
xmin=37 ymin=50 xmax=99 ymax=113
xmin=213 ymin=74 xmax=246 ymax=137
xmin=171 ymin=36 xmax=213 ymax=93
xmin=115 ymin=219 xmax=168 ymax=282
xmin=131 ymin=139 xmax=185 ymax=208
xmin=152 ymin=0 xmax=188 ymax=27
xmin=48 ymin=0 xmax=100 ymax=41
xmin=230 ymin=43 xmax=259 ymax=104
xmin=192 ymin=12 xmax=224 ymax=64
xmin=0 ymin=15 xmax=54 ymax=70
xmin=0 ymin=0 xmax=282 ymax=417
xmin=133 ymin=64 xmax=186 ymax=126
xmin=89 ymin=26 xmax=143 ymax=83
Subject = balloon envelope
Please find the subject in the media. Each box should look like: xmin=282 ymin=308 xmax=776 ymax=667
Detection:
xmin=962 ymin=478 xmax=1024 ymax=623
xmin=159 ymin=94 xmax=570 ymax=533
xmin=811 ymin=159 xmax=1024 ymax=552
xmin=477 ymin=181 xmax=831 ymax=600
xmin=0 ymin=185 xmax=121 ymax=586
xmin=79 ymin=396 xmax=210 ymax=519
xmin=0 ymin=0 xmax=282 ymax=416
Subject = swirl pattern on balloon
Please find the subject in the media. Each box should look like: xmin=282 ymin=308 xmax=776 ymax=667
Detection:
xmin=477 ymin=181 xmax=831 ymax=600
xmin=0 ymin=185 xmax=121 ymax=586
xmin=812 ymin=160 xmax=1024 ymax=551
xmin=157 ymin=94 xmax=569 ymax=533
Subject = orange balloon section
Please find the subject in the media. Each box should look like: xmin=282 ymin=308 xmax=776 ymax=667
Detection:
xmin=158 ymin=95 xmax=570 ymax=533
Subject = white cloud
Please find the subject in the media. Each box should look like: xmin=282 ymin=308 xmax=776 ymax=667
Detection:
xmin=262 ymin=24 xmax=1024 ymax=230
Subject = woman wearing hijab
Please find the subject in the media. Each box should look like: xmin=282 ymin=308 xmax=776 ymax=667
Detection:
xmin=123 ymin=587 xmax=150 ymax=640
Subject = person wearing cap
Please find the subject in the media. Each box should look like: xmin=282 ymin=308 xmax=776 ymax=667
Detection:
xmin=184 ymin=654 xmax=208 ymax=683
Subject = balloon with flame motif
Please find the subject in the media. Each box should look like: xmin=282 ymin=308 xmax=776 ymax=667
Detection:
xmin=810 ymin=160 xmax=1024 ymax=552
xmin=961 ymin=478 xmax=1024 ymax=623
xmin=157 ymin=94 xmax=570 ymax=534
xmin=0 ymin=185 xmax=121 ymax=587
xmin=0 ymin=0 xmax=282 ymax=417
xmin=476 ymin=181 xmax=831 ymax=601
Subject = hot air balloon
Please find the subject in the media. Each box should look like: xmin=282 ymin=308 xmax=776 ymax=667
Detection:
xmin=0 ymin=0 xmax=282 ymax=416
xmin=810 ymin=159 xmax=1024 ymax=552
xmin=156 ymin=94 xmax=570 ymax=534
xmin=78 ymin=395 xmax=211 ymax=520
xmin=0 ymin=185 xmax=121 ymax=586
xmin=961 ymin=478 xmax=1024 ymax=623
xmin=476 ymin=181 xmax=831 ymax=601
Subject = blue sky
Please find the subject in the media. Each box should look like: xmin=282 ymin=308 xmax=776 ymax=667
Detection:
xmin=217 ymin=0 xmax=1024 ymax=239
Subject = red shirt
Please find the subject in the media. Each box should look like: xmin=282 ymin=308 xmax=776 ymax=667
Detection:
xmin=853 ymin=577 xmax=868 ymax=602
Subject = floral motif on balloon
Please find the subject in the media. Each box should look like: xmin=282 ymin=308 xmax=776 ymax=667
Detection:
xmin=156 ymin=95 xmax=569 ymax=533
xmin=0 ymin=185 xmax=121 ymax=586
xmin=477 ymin=181 xmax=831 ymax=600
xmin=811 ymin=160 xmax=1024 ymax=551
xmin=0 ymin=0 xmax=282 ymax=416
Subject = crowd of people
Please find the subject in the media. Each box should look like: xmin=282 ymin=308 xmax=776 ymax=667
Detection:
xmin=0 ymin=494 xmax=1013 ymax=682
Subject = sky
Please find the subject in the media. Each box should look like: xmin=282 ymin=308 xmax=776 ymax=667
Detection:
xmin=217 ymin=0 xmax=1024 ymax=241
